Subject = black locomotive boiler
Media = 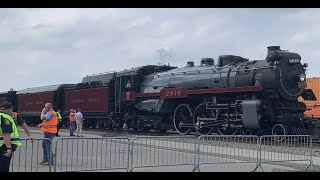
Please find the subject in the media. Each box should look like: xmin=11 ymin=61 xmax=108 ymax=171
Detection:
xmin=121 ymin=46 xmax=317 ymax=136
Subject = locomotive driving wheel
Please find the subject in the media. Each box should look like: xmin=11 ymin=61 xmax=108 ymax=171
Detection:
xmin=193 ymin=103 xmax=215 ymax=135
xmin=174 ymin=104 xmax=193 ymax=135
xmin=272 ymin=124 xmax=286 ymax=141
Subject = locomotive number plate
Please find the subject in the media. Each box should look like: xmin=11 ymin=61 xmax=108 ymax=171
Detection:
xmin=160 ymin=88 xmax=188 ymax=99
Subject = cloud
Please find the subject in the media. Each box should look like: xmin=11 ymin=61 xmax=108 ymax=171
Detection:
xmin=0 ymin=8 xmax=319 ymax=92
xmin=125 ymin=16 xmax=152 ymax=30
xmin=288 ymin=26 xmax=320 ymax=45
xmin=279 ymin=9 xmax=320 ymax=45
xmin=159 ymin=20 xmax=177 ymax=34
xmin=193 ymin=14 xmax=229 ymax=38
xmin=280 ymin=8 xmax=320 ymax=22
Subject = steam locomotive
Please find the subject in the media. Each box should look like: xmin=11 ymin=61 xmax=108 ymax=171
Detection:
xmin=0 ymin=45 xmax=317 ymax=137
xmin=122 ymin=45 xmax=317 ymax=136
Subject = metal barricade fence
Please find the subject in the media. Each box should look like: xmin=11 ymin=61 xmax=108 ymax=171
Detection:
xmin=10 ymin=135 xmax=320 ymax=172
xmin=195 ymin=135 xmax=262 ymax=172
xmin=53 ymin=137 xmax=131 ymax=172
xmin=258 ymin=135 xmax=318 ymax=172
xmin=130 ymin=136 xmax=197 ymax=172
xmin=10 ymin=138 xmax=53 ymax=172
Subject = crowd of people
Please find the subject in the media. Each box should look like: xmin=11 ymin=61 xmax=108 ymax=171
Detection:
xmin=0 ymin=101 xmax=85 ymax=171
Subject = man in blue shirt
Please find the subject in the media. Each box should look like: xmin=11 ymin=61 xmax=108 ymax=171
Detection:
xmin=37 ymin=103 xmax=57 ymax=165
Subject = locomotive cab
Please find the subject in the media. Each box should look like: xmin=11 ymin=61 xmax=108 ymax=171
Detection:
xmin=115 ymin=65 xmax=177 ymax=130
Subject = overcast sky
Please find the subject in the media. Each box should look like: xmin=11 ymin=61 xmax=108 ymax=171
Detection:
xmin=1 ymin=8 xmax=319 ymax=92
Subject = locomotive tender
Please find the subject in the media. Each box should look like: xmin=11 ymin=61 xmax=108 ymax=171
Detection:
xmin=0 ymin=45 xmax=317 ymax=137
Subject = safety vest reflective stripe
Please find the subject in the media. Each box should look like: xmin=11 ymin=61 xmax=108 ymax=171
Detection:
xmin=57 ymin=112 xmax=62 ymax=120
xmin=0 ymin=137 xmax=20 ymax=141
xmin=41 ymin=125 xmax=57 ymax=128
xmin=0 ymin=112 xmax=21 ymax=147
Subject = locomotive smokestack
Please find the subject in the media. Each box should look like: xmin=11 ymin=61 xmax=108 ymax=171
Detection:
xmin=267 ymin=46 xmax=281 ymax=52
xmin=187 ymin=61 xmax=195 ymax=67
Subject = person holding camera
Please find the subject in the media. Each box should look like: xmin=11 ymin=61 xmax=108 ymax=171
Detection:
xmin=38 ymin=103 xmax=58 ymax=165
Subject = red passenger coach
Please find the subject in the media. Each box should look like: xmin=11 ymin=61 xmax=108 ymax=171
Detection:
xmin=65 ymin=87 xmax=109 ymax=112
xmin=18 ymin=91 xmax=54 ymax=112
xmin=16 ymin=84 xmax=75 ymax=125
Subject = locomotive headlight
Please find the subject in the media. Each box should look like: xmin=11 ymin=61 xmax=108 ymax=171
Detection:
xmin=299 ymin=74 xmax=306 ymax=82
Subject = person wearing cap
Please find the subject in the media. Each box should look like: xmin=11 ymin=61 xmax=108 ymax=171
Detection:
xmin=11 ymin=111 xmax=34 ymax=142
xmin=69 ymin=109 xmax=76 ymax=136
xmin=38 ymin=103 xmax=58 ymax=165
xmin=75 ymin=108 xmax=84 ymax=137
xmin=0 ymin=101 xmax=21 ymax=172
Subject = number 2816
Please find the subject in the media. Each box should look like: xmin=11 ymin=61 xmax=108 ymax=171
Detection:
xmin=165 ymin=90 xmax=181 ymax=97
